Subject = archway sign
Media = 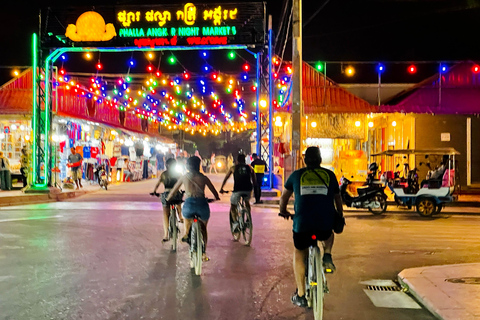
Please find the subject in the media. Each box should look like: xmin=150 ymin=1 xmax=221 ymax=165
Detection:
xmin=31 ymin=2 xmax=270 ymax=191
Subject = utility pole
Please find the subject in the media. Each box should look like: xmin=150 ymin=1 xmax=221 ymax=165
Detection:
xmin=291 ymin=0 xmax=303 ymax=170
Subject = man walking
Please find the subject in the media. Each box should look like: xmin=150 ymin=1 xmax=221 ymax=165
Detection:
xmin=68 ymin=147 xmax=83 ymax=190
xmin=251 ymin=153 xmax=267 ymax=204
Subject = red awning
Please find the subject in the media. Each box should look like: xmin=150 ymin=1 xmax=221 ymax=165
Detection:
xmin=0 ymin=69 xmax=33 ymax=116
xmin=302 ymin=62 xmax=376 ymax=114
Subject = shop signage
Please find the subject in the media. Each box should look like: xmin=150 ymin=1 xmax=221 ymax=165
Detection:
xmin=441 ymin=132 xmax=451 ymax=141
xmin=42 ymin=3 xmax=265 ymax=48
xmin=4 ymin=127 xmax=9 ymax=134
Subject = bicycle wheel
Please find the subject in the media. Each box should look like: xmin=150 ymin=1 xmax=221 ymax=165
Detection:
xmin=194 ymin=222 xmax=203 ymax=275
xmin=170 ymin=207 xmax=178 ymax=251
xmin=242 ymin=209 xmax=253 ymax=246
xmin=312 ymin=247 xmax=324 ymax=320
xmin=230 ymin=210 xmax=241 ymax=241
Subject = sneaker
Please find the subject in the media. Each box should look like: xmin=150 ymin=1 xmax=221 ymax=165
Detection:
xmin=323 ymin=253 xmax=336 ymax=273
xmin=254 ymin=200 xmax=264 ymax=204
xmin=291 ymin=291 xmax=308 ymax=308
xmin=181 ymin=236 xmax=189 ymax=244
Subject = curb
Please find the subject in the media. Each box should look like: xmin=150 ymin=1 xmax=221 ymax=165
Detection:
xmin=398 ymin=271 xmax=443 ymax=320
xmin=0 ymin=190 xmax=92 ymax=208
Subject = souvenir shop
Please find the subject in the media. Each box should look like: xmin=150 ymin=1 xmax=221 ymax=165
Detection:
xmin=51 ymin=117 xmax=175 ymax=187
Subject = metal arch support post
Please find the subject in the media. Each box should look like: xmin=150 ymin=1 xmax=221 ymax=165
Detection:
xmin=268 ymin=27 xmax=274 ymax=189
xmin=256 ymin=53 xmax=261 ymax=156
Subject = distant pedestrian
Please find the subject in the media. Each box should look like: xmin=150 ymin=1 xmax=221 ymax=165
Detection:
xmin=156 ymin=152 xmax=165 ymax=171
xmin=227 ymin=153 xmax=234 ymax=171
xmin=209 ymin=152 xmax=218 ymax=174
xmin=251 ymin=153 xmax=267 ymax=204
xmin=0 ymin=151 xmax=12 ymax=191
xmin=20 ymin=147 xmax=29 ymax=188
xmin=67 ymin=147 xmax=83 ymax=190
xmin=195 ymin=150 xmax=204 ymax=173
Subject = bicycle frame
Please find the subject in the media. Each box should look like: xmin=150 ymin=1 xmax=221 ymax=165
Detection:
xmin=306 ymin=239 xmax=328 ymax=320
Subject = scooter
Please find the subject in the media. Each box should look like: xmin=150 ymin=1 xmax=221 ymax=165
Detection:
xmin=95 ymin=164 xmax=108 ymax=190
xmin=340 ymin=176 xmax=388 ymax=215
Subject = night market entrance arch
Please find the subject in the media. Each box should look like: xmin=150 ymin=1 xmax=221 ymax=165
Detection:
xmin=31 ymin=3 xmax=271 ymax=191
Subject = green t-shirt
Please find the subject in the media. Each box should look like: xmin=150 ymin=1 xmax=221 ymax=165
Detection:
xmin=284 ymin=166 xmax=339 ymax=233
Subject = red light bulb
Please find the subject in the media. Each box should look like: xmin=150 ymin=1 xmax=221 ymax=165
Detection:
xmin=183 ymin=72 xmax=190 ymax=80
xmin=472 ymin=65 xmax=480 ymax=73
xmin=243 ymin=64 xmax=250 ymax=72
xmin=147 ymin=65 xmax=154 ymax=72
xmin=96 ymin=63 xmax=103 ymax=70
xmin=59 ymin=68 xmax=66 ymax=75
xmin=408 ymin=65 xmax=417 ymax=74
xmin=155 ymin=71 xmax=162 ymax=77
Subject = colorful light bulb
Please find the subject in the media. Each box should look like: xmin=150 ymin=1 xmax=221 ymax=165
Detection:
xmin=408 ymin=65 xmax=417 ymax=74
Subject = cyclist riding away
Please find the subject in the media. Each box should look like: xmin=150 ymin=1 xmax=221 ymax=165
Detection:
xmin=219 ymin=154 xmax=256 ymax=232
xmin=279 ymin=146 xmax=344 ymax=308
xmin=166 ymin=156 xmax=220 ymax=261
xmin=152 ymin=158 xmax=183 ymax=242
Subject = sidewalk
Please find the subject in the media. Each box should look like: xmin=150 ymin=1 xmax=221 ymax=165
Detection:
xmin=0 ymin=183 xmax=102 ymax=207
xmin=398 ymin=263 xmax=480 ymax=320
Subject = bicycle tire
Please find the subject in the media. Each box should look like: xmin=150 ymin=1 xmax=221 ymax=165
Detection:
xmin=170 ymin=207 xmax=177 ymax=251
xmin=312 ymin=247 xmax=324 ymax=320
xmin=194 ymin=222 xmax=203 ymax=275
xmin=242 ymin=209 xmax=253 ymax=246
xmin=230 ymin=211 xmax=241 ymax=241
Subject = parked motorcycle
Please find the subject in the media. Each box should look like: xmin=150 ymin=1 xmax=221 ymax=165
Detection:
xmin=340 ymin=176 xmax=388 ymax=215
xmin=95 ymin=164 xmax=108 ymax=190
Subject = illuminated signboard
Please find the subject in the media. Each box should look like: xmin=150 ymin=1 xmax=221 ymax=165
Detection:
xmin=42 ymin=3 xmax=266 ymax=48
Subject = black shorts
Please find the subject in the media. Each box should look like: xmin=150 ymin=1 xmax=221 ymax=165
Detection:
xmin=293 ymin=230 xmax=333 ymax=250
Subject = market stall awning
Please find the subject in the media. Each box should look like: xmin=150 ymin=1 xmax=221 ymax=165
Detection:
xmin=0 ymin=69 xmax=32 ymax=116
xmin=0 ymin=69 xmax=173 ymax=142
xmin=302 ymin=62 xmax=377 ymax=114
xmin=381 ymin=62 xmax=480 ymax=114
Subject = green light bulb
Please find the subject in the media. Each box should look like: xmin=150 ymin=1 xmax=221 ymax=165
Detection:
xmin=228 ymin=51 xmax=236 ymax=60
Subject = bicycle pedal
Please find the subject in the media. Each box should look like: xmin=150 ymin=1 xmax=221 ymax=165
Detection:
xmin=309 ymin=282 xmax=318 ymax=286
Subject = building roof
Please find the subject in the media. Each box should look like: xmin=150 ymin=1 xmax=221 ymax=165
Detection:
xmin=302 ymin=62 xmax=377 ymax=114
xmin=0 ymin=69 xmax=33 ymax=116
xmin=381 ymin=61 xmax=480 ymax=114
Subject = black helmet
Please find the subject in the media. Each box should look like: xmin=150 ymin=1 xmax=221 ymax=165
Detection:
xmin=368 ymin=162 xmax=378 ymax=172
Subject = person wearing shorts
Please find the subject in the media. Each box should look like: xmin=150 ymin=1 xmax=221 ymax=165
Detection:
xmin=68 ymin=147 xmax=83 ymax=190
xmin=167 ymin=156 xmax=220 ymax=261
xmin=279 ymin=146 xmax=344 ymax=308
xmin=219 ymin=154 xmax=256 ymax=232
xmin=152 ymin=158 xmax=183 ymax=242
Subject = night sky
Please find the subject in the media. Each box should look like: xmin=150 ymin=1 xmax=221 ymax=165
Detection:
xmin=0 ymin=0 xmax=478 ymax=84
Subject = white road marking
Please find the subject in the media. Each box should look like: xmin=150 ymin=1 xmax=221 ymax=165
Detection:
xmin=0 ymin=215 xmax=63 ymax=223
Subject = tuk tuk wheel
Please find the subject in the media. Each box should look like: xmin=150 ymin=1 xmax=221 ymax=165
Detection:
xmin=416 ymin=198 xmax=437 ymax=217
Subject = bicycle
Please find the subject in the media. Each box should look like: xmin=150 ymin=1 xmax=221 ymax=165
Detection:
xmin=222 ymin=191 xmax=253 ymax=246
xmin=279 ymin=212 xmax=330 ymax=320
xmin=150 ymin=191 xmax=183 ymax=252
xmin=188 ymin=198 xmax=215 ymax=276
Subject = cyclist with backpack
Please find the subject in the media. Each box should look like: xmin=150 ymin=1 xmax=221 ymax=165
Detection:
xmin=279 ymin=146 xmax=344 ymax=307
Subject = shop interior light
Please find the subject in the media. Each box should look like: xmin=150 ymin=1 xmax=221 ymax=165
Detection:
xmin=355 ymin=120 xmax=361 ymax=127
xmin=0 ymin=133 xmax=5 ymax=139
xmin=11 ymin=124 xmax=17 ymax=130
xmin=24 ymin=135 xmax=30 ymax=141
xmin=408 ymin=65 xmax=417 ymax=74
xmin=368 ymin=121 xmax=374 ymax=128
xmin=392 ymin=121 xmax=397 ymax=127
xmin=311 ymin=121 xmax=317 ymax=128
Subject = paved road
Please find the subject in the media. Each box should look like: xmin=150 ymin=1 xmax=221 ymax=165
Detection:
xmin=1 ymin=175 xmax=480 ymax=319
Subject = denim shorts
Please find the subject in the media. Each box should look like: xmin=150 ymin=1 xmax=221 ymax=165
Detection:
xmin=182 ymin=197 xmax=210 ymax=221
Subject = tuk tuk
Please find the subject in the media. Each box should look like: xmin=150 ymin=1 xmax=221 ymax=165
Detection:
xmin=371 ymin=148 xmax=459 ymax=217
